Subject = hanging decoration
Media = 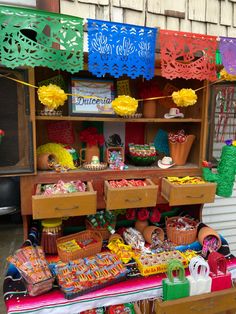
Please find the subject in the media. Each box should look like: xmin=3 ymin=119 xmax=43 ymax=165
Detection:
xmin=112 ymin=95 xmax=138 ymax=116
xmin=117 ymin=80 xmax=131 ymax=96
xmin=0 ymin=72 xmax=223 ymax=111
xmin=159 ymin=30 xmax=217 ymax=81
xmin=220 ymin=68 xmax=236 ymax=81
xmin=219 ymin=37 xmax=236 ymax=75
xmin=87 ymin=19 xmax=157 ymax=80
xmin=0 ymin=5 xmax=84 ymax=73
xmin=172 ymin=89 xmax=197 ymax=107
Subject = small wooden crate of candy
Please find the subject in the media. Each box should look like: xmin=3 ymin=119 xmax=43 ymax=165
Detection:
xmin=104 ymin=178 xmax=158 ymax=210
xmin=161 ymin=176 xmax=216 ymax=206
xmin=106 ymin=147 xmax=124 ymax=164
xmin=55 ymin=252 xmax=128 ymax=299
xmin=134 ymin=250 xmax=188 ymax=276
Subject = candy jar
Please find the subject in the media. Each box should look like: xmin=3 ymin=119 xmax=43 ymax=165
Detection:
xmin=41 ymin=218 xmax=63 ymax=254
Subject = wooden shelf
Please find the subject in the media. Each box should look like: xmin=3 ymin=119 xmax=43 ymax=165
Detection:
xmin=35 ymin=116 xmax=202 ymax=123
xmin=36 ymin=163 xmax=200 ymax=176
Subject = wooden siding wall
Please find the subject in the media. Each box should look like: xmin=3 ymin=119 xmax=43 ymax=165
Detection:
xmin=203 ymin=184 xmax=236 ymax=256
xmin=61 ymin=0 xmax=236 ymax=37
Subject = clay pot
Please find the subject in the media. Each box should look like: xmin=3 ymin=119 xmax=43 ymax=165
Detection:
xmin=108 ymin=233 xmax=124 ymax=243
xmin=80 ymin=145 xmax=100 ymax=163
xmin=135 ymin=219 xmax=149 ymax=233
xmin=143 ymin=100 xmax=157 ymax=118
xmin=169 ymin=135 xmax=196 ymax=166
xmin=198 ymin=226 xmax=222 ymax=250
xmin=37 ymin=153 xmax=57 ymax=170
xmin=143 ymin=225 xmax=164 ymax=244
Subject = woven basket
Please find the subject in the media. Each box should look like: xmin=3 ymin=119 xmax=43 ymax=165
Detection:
xmin=56 ymin=230 xmax=102 ymax=262
xmin=166 ymin=216 xmax=197 ymax=245
xmin=85 ymin=219 xmax=116 ymax=240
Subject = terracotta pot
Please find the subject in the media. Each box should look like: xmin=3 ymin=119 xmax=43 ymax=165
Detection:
xmin=169 ymin=134 xmax=196 ymax=166
xmin=135 ymin=219 xmax=149 ymax=233
xmin=142 ymin=225 xmax=164 ymax=244
xmin=143 ymin=100 xmax=157 ymax=118
xmin=37 ymin=153 xmax=57 ymax=170
xmin=80 ymin=145 xmax=100 ymax=163
xmin=198 ymin=226 xmax=222 ymax=250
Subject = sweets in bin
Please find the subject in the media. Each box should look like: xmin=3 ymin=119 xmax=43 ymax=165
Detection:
xmin=55 ymin=252 xmax=128 ymax=299
xmin=7 ymin=246 xmax=54 ymax=296
xmin=134 ymin=250 xmax=189 ymax=276
xmin=56 ymin=230 xmax=102 ymax=262
xmin=41 ymin=218 xmax=63 ymax=254
xmin=166 ymin=216 xmax=198 ymax=245
xmin=108 ymin=179 xmax=147 ymax=188
xmin=128 ymin=143 xmax=157 ymax=166
xmin=39 ymin=179 xmax=87 ymax=195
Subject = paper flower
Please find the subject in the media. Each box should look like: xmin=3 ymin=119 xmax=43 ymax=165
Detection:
xmin=172 ymin=88 xmax=197 ymax=107
xmin=220 ymin=68 xmax=236 ymax=81
xmin=112 ymin=95 xmax=138 ymax=116
xmin=38 ymin=84 xmax=68 ymax=110
xmin=79 ymin=127 xmax=104 ymax=147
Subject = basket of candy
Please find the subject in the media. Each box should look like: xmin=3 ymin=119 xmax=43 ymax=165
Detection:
xmin=57 ymin=230 xmax=103 ymax=262
xmin=128 ymin=143 xmax=157 ymax=166
xmin=55 ymin=252 xmax=128 ymax=299
xmin=166 ymin=216 xmax=198 ymax=245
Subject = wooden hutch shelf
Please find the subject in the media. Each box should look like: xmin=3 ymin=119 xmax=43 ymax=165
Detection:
xmin=20 ymin=61 xmax=209 ymax=240
xmin=36 ymin=116 xmax=202 ymax=123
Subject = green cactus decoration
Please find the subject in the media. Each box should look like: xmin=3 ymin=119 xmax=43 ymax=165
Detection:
xmin=202 ymin=145 xmax=236 ymax=197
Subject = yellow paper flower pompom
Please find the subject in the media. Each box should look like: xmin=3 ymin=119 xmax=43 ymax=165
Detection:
xmin=38 ymin=84 xmax=68 ymax=110
xmin=220 ymin=68 xmax=236 ymax=81
xmin=112 ymin=95 xmax=138 ymax=116
xmin=172 ymin=88 xmax=197 ymax=107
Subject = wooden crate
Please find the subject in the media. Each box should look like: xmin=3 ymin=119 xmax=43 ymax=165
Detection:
xmin=32 ymin=181 xmax=97 ymax=219
xmin=155 ymin=287 xmax=236 ymax=314
xmin=161 ymin=178 xmax=216 ymax=206
xmin=104 ymin=178 xmax=158 ymax=210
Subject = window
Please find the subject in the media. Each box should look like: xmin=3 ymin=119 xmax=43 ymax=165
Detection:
xmin=0 ymin=67 xmax=34 ymax=175
xmin=207 ymin=83 xmax=236 ymax=165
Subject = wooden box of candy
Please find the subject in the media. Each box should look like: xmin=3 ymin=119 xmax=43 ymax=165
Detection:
xmin=32 ymin=180 xmax=97 ymax=219
xmin=161 ymin=177 xmax=216 ymax=206
xmin=104 ymin=178 xmax=158 ymax=210
xmin=135 ymin=251 xmax=188 ymax=276
xmin=105 ymin=147 xmax=125 ymax=164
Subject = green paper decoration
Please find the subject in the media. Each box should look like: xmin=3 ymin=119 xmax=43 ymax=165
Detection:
xmin=202 ymin=145 xmax=236 ymax=197
xmin=0 ymin=5 xmax=84 ymax=73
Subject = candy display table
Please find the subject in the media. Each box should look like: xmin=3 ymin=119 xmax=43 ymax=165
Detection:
xmin=4 ymin=257 xmax=236 ymax=314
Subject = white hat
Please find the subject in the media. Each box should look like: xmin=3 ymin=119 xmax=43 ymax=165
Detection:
xmin=158 ymin=156 xmax=175 ymax=169
xmin=164 ymin=108 xmax=184 ymax=119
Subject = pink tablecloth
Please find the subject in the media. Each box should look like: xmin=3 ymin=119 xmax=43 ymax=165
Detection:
xmin=4 ymin=257 xmax=236 ymax=314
